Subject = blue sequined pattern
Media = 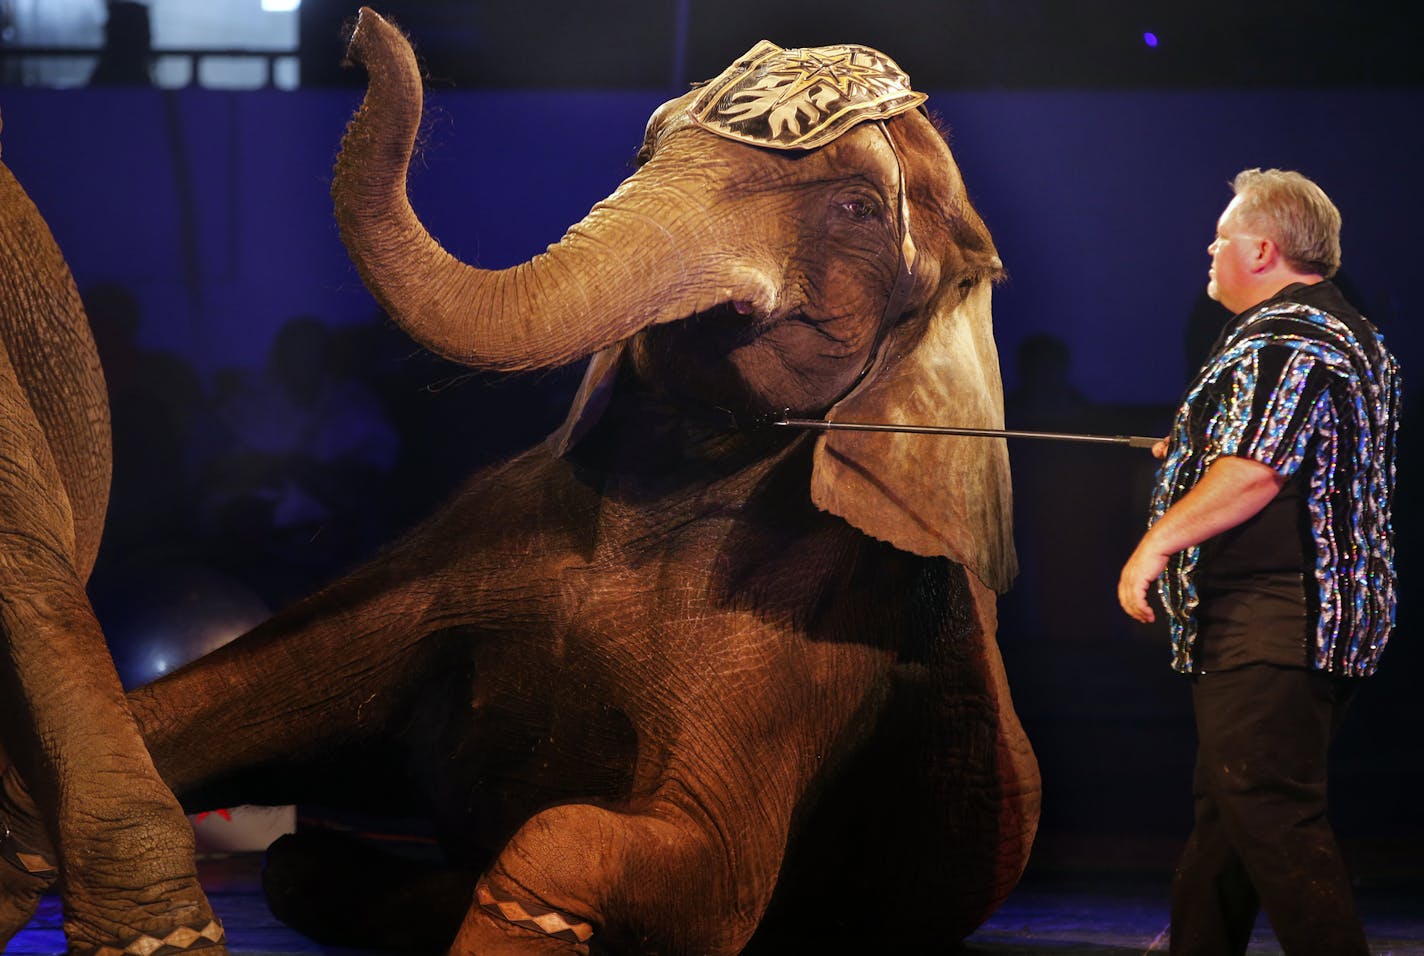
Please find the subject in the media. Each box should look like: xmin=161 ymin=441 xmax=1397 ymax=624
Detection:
xmin=1151 ymin=299 xmax=1401 ymax=675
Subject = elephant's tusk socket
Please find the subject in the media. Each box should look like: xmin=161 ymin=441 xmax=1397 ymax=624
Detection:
xmin=774 ymin=415 xmax=1163 ymax=449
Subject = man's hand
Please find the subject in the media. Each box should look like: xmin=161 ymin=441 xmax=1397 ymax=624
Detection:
xmin=1119 ymin=436 xmax=1170 ymax=620
xmin=1116 ymin=454 xmax=1285 ymax=625
xmin=1118 ymin=542 xmax=1169 ymax=623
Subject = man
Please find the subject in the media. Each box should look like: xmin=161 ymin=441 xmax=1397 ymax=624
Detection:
xmin=1118 ymin=168 xmax=1400 ymax=955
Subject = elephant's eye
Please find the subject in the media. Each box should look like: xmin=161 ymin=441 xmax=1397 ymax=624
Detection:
xmin=840 ymin=198 xmax=881 ymax=222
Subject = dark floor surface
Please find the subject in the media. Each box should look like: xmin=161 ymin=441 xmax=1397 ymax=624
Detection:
xmin=962 ymin=833 xmax=1424 ymax=955
xmin=6 ymin=834 xmax=1422 ymax=955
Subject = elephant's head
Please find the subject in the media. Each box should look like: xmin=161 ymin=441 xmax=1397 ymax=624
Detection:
xmin=332 ymin=10 xmax=1016 ymax=592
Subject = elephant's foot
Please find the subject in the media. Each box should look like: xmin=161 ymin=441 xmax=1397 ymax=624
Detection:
xmin=59 ymin=882 xmax=226 ymax=956
xmin=1 ymin=847 xmax=224 ymax=956
xmin=0 ymin=768 xmax=223 ymax=956
xmin=6 ymin=772 xmax=228 ymax=956
xmin=72 ymin=919 xmax=226 ymax=956
xmin=57 ymin=842 xmax=226 ymax=956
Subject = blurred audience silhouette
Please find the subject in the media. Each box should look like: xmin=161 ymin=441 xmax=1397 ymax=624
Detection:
xmin=88 ymin=1 xmax=153 ymax=87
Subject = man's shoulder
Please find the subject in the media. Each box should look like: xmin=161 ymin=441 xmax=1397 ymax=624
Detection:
xmin=1241 ymin=283 xmax=1381 ymax=350
xmin=1277 ymin=280 xmax=1362 ymax=321
xmin=1232 ymin=288 xmax=1401 ymax=404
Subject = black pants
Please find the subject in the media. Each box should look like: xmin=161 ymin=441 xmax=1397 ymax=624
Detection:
xmin=1169 ymin=664 xmax=1367 ymax=956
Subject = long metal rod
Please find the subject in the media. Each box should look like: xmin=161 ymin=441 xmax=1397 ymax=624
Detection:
xmin=774 ymin=416 xmax=1162 ymax=449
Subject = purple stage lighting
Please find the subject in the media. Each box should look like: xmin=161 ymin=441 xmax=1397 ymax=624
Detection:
xmin=1143 ymin=31 xmax=1160 ymax=48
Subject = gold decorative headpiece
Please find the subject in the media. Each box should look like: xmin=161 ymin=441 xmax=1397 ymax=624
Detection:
xmin=689 ymin=40 xmax=927 ymax=151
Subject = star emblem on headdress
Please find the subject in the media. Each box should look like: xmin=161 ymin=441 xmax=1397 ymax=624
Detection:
xmin=760 ymin=48 xmax=873 ymax=108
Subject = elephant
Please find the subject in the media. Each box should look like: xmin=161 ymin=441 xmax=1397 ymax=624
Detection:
xmin=0 ymin=121 xmax=226 ymax=951
xmin=0 ymin=7 xmax=1040 ymax=954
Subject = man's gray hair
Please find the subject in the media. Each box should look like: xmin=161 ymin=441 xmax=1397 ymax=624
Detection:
xmin=1230 ymin=168 xmax=1342 ymax=278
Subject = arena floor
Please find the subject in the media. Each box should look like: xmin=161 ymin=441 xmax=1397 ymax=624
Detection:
xmin=6 ymin=835 xmax=1422 ymax=955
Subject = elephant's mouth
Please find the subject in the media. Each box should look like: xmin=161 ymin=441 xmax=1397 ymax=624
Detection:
xmin=671 ymin=299 xmax=863 ymax=352
xmin=677 ymin=301 xmax=772 ymax=349
xmin=634 ymin=298 xmax=879 ymax=416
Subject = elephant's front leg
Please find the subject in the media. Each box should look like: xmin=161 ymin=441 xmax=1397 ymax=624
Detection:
xmin=457 ymin=800 xmax=760 ymax=956
xmin=0 ymin=554 xmax=222 ymax=955
xmin=451 ymin=636 xmax=881 ymax=956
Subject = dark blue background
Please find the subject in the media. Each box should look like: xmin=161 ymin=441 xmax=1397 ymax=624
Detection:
xmin=3 ymin=87 xmax=1418 ymax=398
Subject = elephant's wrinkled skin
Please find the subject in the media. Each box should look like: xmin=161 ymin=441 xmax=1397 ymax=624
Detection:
xmin=3 ymin=9 xmax=1040 ymax=954
xmin=0 ymin=123 xmax=224 ymax=951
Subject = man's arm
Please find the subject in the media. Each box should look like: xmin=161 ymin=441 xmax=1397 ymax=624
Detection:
xmin=1117 ymin=455 xmax=1286 ymax=624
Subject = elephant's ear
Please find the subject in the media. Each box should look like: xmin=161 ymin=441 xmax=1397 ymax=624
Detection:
xmin=810 ymin=280 xmax=1017 ymax=593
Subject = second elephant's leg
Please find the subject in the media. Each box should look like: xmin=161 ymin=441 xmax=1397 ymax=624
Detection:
xmin=0 ymin=551 xmax=222 ymax=954
xmin=125 ymin=572 xmax=440 ymax=812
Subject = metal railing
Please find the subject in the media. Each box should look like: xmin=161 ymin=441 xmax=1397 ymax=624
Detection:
xmin=0 ymin=47 xmax=299 ymax=89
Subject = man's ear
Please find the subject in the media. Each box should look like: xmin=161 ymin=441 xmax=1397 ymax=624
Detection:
xmin=1251 ymin=236 xmax=1278 ymax=273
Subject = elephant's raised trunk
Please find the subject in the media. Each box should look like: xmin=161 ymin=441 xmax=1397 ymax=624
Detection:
xmin=332 ymin=7 xmax=769 ymax=372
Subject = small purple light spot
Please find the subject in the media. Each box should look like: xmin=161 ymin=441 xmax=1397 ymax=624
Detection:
xmin=1143 ymin=31 xmax=1159 ymax=48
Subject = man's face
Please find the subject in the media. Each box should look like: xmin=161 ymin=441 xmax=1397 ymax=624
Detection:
xmin=1206 ymin=194 xmax=1262 ymax=314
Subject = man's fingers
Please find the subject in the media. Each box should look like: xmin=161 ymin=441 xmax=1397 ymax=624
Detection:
xmin=1117 ymin=570 xmax=1157 ymax=624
